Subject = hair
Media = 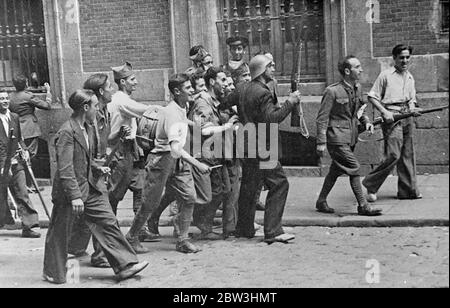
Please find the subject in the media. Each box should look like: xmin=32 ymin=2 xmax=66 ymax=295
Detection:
xmin=68 ymin=89 xmax=96 ymax=112
xmin=204 ymin=66 xmax=224 ymax=89
xmin=338 ymin=55 xmax=357 ymax=77
xmin=83 ymin=74 xmax=108 ymax=97
xmin=12 ymin=75 xmax=28 ymax=91
xmin=231 ymin=63 xmax=250 ymax=83
xmin=190 ymin=72 xmax=204 ymax=88
xmin=168 ymin=73 xmax=191 ymax=95
xmin=392 ymin=44 xmax=413 ymax=58
xmin=189 ymin=45 xmax=205 ymax=57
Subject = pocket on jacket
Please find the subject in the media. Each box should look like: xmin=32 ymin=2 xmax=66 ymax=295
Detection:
xmin=336 ymin=98 xmax=350 ymax=105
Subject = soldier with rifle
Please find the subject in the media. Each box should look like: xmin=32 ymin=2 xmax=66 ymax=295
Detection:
xmin=362 ymin=44 xmax=424 ymax=202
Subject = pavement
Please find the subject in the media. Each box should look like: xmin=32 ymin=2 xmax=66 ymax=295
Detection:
xmin=7 ymin=173 xmax=449 ymax=230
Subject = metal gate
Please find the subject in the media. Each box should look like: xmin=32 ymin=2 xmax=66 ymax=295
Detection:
xmin=0 ymin=0 xmax=49 ymax=89
xmin=216 ymin=0 xmax=325 ymax=82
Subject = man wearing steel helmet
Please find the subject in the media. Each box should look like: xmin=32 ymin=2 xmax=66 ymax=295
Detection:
xmin=236 ymin=54 xmax=301 ymax=244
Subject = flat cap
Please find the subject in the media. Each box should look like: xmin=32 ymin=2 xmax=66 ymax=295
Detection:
xmin=226 ymin=36 xmax=249 ymax=47
xmin=112 ymin=61 xmax=134 ymax=80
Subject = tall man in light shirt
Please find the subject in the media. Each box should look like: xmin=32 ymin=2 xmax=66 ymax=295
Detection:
xmin=108 ymin=62 xmax=156 ymax=242
xmin=363 ymin=44 xmax=423 ymax=202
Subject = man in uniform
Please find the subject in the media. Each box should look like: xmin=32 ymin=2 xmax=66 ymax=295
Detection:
xmin=108 ymin=62 xmax=156 ymax=242
xmin=126 ymin=73 xmax=210 ymax=254
xmin=224 ymin=36 xmax=249 ymax=74
xmin=0 ymin=91 xmax=40 ymax=238
xmin=362 ymin=44 xmax=423 ymax=202
xmin=315 ymin=56 xmax=382 ymax=216
xmin=43 ymin=89 xmax=148 ymax=284
xmin=236 ymin=55 xmax=299 ymax=244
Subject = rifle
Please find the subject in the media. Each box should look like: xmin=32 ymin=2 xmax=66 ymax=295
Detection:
xmin=16 ymin=144 xmax=51 ymax=219
xmin=358 ymin=105 xmax=449 ymax=134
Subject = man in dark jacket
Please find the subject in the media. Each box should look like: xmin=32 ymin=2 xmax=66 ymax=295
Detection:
xmin=236 ymin=54 xmax=300 ymax=244
xmin=0 ymin=91 xmax=40 ymax=238
xmin=43 ymin=89 xmax=148 ymax=285
xmin=315 ymin=56 xmax=382 ymax=216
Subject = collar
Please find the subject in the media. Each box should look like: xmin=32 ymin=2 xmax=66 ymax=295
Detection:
xmin=391 ymin=66 xmax=413 ymax=78
xmin=169 ymin=100 xmax=187 ymax=112
xmin=0 ymin=110 xmax=11 ymax=120
xmin=341 ymin=80 xmax=360 ymax=92
xmin=228 ymin=59 xmax=245 ymax=70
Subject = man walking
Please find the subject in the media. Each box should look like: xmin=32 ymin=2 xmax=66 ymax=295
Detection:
xmin=362 ymin=44 xmax=422 ymax=202
xmin=236 ymin=55 xmax=300 ymax=244
xmin=315 ymin=56 xmax=382 ymax=216
xmin=43 ymin=89 xmax=148 ymax=284
xmin=126 ymin=73 xmax=210 ymax=254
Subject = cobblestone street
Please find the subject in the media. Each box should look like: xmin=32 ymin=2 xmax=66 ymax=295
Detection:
xmin=0 ymin=226 xmax=448 ymax=288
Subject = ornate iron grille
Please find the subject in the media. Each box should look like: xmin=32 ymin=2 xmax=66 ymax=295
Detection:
xmin=0 ymin=0 xmax=49 ymax=89
xmin=216 ymin=0 xmax=325 ymax=82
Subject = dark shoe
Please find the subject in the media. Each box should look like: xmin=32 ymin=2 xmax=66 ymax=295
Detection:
xmin=223 ymin=231 xmax=237 ymax=240
xmin=196 ymin=232 xmax=222 ymax=241
xmin=358 ymin=204 xmax=383 ymax=216
xmin=398 ymin=193 xmax=423 ymax=200
xmin=91 ymin=259 xmax=111 ymax=269
xmin=176 ymin=240 xmax=201 ymax=254
xmin=126 ymin=235 xmax=149 ymax=254
xmin=265 ymin=233 xmax=295 ymax=244
xmin=316 ymin=201 xmax=335 ymax=214
xmin=256 ymin=201 xmax=265 ymax=211
xmin=117 ymin=261 xmax=149 ymax=281
xmin=147 ymin=219 xmax=160 ymax=236
xmin=138 ymin=229 xmax=161 ymax=243
xmin=22 ymin=229 xmax=41 ymax=239
xmin=42 ymin=274 xmax=65 ymax=285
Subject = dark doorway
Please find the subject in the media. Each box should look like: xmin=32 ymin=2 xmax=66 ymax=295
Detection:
xmin=280 ymin=131 xmax=319 ymax=166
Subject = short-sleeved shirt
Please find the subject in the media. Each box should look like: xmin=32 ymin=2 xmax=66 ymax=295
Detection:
xmin=368 ymin=67 xmax=417 ymax=112
xmin=152 ymin=101 xmax=188 ymax=153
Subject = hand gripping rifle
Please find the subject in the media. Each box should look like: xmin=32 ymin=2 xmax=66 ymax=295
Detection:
xmin=358 ymin=105 xmax=449 ymax=135
xmin=16 ymin=144 xmax=51 ymax=219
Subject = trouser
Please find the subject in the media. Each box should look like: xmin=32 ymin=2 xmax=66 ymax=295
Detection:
xmin=43 ymin=188 xmax=138 ymax=284
xmin=318 ymin=144 xmax=366 ymax=207
xmin=7 ymin=164 xmax=39 ymax=230
xmin=128 ymin=152 xmax=197 ymax=242
xmin=24 ymin=138 xmax=39 ymax=159
xmin=362 ymin=117 xmax=420 ymax=198
xmin=236 ymin=159 xmax=289 ymax=240
xmin=222 ymin=159 xmax=241 ymax=234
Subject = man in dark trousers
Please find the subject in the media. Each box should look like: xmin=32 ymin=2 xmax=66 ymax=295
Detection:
xmin=315 ymin=56 xmax=382 ymax=216
xmin=43 ymin=89 xmax=148 ymax=285
xmin=0 ymin=91 xmax=40 ymax=238
xmin=362 ymin=44 xmax=423 ymax=202
xmin=236 ymin=55 xmax=300 ymax=244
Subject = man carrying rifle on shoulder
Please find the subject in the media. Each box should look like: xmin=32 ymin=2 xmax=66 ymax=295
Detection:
xmin=0 ymin=91 xmax=41 ymax=238
xmin=362 ymin=44 xmax=423 ymax=202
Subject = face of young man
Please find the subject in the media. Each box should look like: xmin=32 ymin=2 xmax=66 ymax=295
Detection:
xmin=202 ymin=56 xmax=214 ymax=71
xmin=230 ymin=45 xmax=245 ymax=62
xmin=177 ymin=81 xmax=195 ymax=104
xmin=212 ymin=72 xmax=228 ymax=98
xmin=0 ymin=92 xmax=10 ymax=114
xmin=394 ymin=50 xmax=411 ymax=73
xmin=238 ymin=70 xmax=251 ymax=83
xmin=86 ymin=95 xmax=100 ymax=123
xmin=100 ymin=79 xmax=114 ymax=104
xmin=346 ymin=58 xmax=363 ymax=82
xmin=226 ymin=77 xmax=235 ymax=92
xmin=121 ymin=74 xmax=138 ymax=94
xmin=194 ymin=78 xmax=207 ymax=94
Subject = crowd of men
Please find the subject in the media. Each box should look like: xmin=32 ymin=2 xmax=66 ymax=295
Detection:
xmin=0 ymin=35 xmax=423 ymax=284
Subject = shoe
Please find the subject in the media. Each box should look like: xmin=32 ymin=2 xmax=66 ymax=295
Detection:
xmin=147 ymin=219 xmax=160 ymax=236
xmin=126 ymin=235 xmax=149 ymax=254
xmin=398 ymin=193 xmax=423 ymax=200
xmin=117 ymin=261 xmax=149 ymax=281
xmin=265 ymin=233 xmax=295 ymax=244
xmin=256 ymin=201 xmax=265 ymax=211
xmin=42 ymin=274 xmax=65 ymax=285
xmin=91 ymin=259 xmax=111 ymax=269
xmin=223 ymin=231 xmax=237 ymax=240
xmin=68 ymin=251 xmax=89 ymax=259
xmin=176 ymin=240 xmax=201 ymax=254
xmin=22 ymin=229 xmax=41 ymax=238
xmin=316 ymin=201 xmax=335 ymax=214
xmin=358 ymin=204 xmax=383 ymax=216
xmin=367 ymin=192 xmax=378 ymax=203
xmin=138 ymin=229 xmax=161 ymax=242
xmin=196 ymin=232 xmax=222 ymax=241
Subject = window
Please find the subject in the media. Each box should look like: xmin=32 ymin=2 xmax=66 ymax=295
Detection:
xmin=441 ymin=0 xmax=449 ymax=34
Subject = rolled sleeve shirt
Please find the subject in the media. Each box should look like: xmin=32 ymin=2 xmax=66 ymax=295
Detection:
xmin=368 ymin=67 xmax=417 ymax=112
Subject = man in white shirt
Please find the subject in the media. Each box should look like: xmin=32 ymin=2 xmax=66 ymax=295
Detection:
xmin=0 ymin=92 xmax=40 ymax=238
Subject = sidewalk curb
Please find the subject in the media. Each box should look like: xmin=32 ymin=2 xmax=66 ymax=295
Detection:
xmin=9 ymin=217 xmax=446 ymax=231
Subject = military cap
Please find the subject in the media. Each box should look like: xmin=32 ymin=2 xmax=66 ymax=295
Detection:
xmin=226 ymin=36 xmax=249 ymax=47
xmin=112 ymin=61 xmax=134 ymax=80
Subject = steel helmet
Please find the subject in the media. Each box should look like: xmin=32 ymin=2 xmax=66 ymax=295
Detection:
xmin=249 ymin=55 xmax=272 ymax=80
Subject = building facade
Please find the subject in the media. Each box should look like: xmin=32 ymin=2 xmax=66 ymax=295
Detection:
xmin=1 ymin=0 xmax=448 ymax=178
